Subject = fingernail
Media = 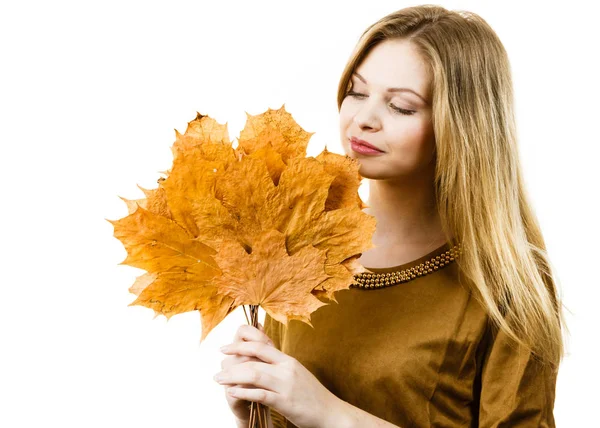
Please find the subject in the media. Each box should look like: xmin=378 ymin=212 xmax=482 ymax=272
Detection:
xmin=220 ymin=345 xmax=230 ymax=352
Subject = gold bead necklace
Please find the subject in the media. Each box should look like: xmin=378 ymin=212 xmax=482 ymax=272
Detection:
xmin=350 ymin=243 xmax=462 ymax=289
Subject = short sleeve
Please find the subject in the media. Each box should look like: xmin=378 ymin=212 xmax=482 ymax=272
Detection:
xmin=263 ymin=313 xmax=288 ymax=428
xmin=478 ymin=315 xmax=558 ymax=427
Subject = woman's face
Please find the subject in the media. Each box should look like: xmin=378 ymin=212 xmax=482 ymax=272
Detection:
xmin=340 ymin=39 xmax=435 ymax=181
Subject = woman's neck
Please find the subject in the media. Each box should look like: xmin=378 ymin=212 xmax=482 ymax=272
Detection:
xmin=359 ymin=175 xmax=448 ymax=266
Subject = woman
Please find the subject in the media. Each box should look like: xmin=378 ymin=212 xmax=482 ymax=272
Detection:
xmin=215 ymin=5 xmax=566 ymax=427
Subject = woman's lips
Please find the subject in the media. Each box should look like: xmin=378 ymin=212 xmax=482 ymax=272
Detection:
xmin=350 ymin=138 xmax=385 ymax=155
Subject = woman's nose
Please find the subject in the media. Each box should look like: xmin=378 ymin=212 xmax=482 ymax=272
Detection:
xmin=353 ymin=96 xmax=383 ymax=129
xmin=353 ymin=106 xmax=380 ymax=130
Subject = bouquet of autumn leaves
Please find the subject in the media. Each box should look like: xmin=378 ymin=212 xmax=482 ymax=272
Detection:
xmin=108 ymin=105 xmax=376 ymax=342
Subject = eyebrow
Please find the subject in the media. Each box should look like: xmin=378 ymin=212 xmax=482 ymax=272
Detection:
xmin=352 ymin=72 xmax=428 ymax=104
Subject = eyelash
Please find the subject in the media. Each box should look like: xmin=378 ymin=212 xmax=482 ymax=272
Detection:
xmin=346 ymin=91 xmax=415 ymax=116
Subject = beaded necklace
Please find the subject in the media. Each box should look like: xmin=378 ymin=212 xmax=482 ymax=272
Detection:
xmin=350 ymin=243 xmax=462 ymax=289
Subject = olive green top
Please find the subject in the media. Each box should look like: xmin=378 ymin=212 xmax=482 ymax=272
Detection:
xmin=264 ymin=243 xmax=557 ymax=427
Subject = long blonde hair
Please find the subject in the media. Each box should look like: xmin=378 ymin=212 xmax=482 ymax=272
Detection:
xmin=337 ymin=5 xmax=567 ymax=369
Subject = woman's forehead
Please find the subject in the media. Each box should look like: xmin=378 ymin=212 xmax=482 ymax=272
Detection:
xmin=353 ymin=42 xmax=431 ymax=102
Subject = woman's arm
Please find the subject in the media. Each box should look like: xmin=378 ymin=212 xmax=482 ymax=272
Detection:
xmin=258 ymin=393 xmax=402 ymax=428
xmin=477 ymin=314 xmax=558 ymax=427
xmin=331 ymin=400 xmax=402 ymax=428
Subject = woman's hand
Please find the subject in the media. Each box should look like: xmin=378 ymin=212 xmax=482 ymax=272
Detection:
xmin=217 ymin=322 xmax=275 ymax=426
xmin=215 ymin=323 xmax=344 ymax=428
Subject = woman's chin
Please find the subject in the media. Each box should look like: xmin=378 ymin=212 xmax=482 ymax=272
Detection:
xmin=356 ymin=164 xmax=378 ymax=180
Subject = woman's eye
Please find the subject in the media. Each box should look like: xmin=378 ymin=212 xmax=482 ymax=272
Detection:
xmin=390 ymin=104 xmax=415 ymax=115
xmin=346 ymin=91 xmax=415 ymax=116
xmin=347 ymin=90 xmax=366 ymax=98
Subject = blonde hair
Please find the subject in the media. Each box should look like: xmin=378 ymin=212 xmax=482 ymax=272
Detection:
xmin=337 ymin=5 xmax=567 ymax=369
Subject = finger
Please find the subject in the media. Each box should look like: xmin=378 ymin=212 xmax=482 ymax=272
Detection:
xmin=221 ymin=340 xmax=281 ymax=364
xmin=215 ymin=360 xmax=281 ymax=391
xmin=226 ymin=386 xmax=279 ymax=407
xmin=234 ymin=324 xmax=274 ymax=347
xmin=257 ymin=323 xmax=274 ymax=346
xmin=220 ymin=354 xmax=260 ymax=370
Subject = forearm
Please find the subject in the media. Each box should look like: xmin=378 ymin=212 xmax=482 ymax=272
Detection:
xmin=329 ymin=399 xmax=401 ymax=428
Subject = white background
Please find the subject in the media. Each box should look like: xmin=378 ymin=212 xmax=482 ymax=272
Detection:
xmin=1 ymin=0 xmax=598 ymax=426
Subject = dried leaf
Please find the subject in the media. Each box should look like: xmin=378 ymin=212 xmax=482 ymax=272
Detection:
xmin=237 ymin=104 xmax=314 ymax=163
xmin=316 ymin=147 xmax=369 ymax=211
xmin=108 ymin=105 xmax=375 ymax=342
xmin=171 ymin=112 xmax=231 ymax=160
xmin=212 ymin=229 xmax=330 ymax=327
xmin=119 ymin=184 xmax=173 ymax=219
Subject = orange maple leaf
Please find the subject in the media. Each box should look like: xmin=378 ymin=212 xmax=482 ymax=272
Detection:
xmin=108 ymin=105 xmax=375 ymax=342
xmin=212 ymin=229 xmax=330 ymax=327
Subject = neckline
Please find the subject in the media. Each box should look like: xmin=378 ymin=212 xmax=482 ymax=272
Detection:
xmin=362 ymin=242 xmax=451 ymax=274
